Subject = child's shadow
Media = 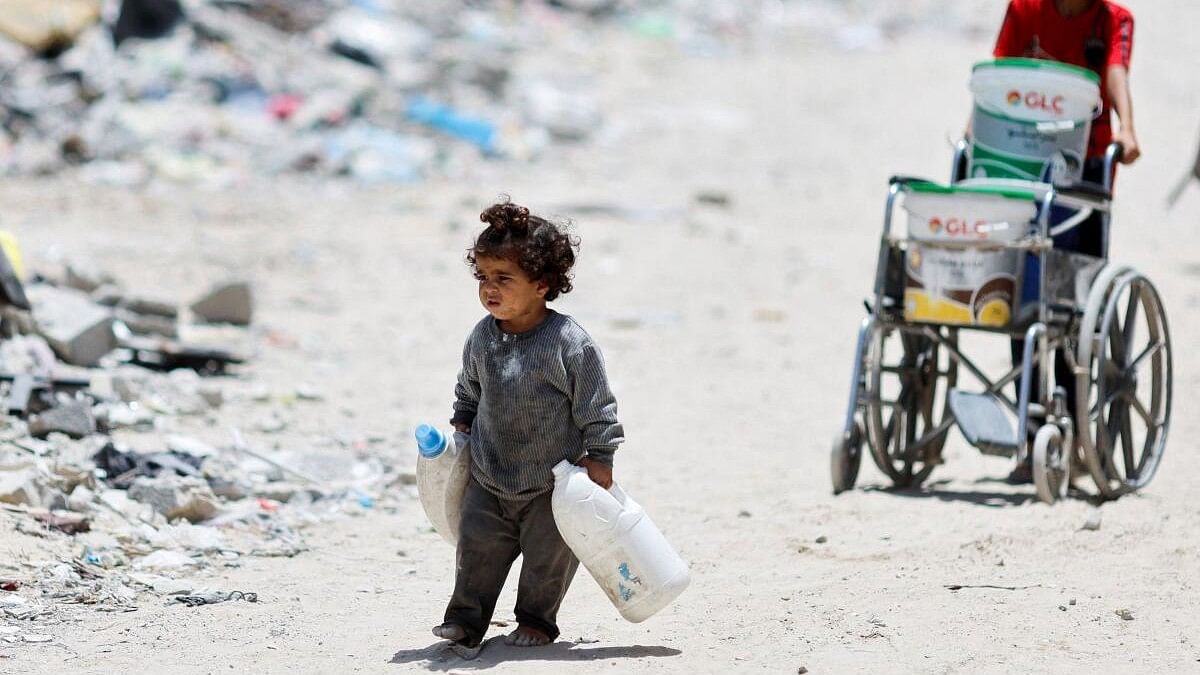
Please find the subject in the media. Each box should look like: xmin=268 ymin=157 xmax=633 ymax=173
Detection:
xmin=390 ymin=637 xmax=682 ymax=670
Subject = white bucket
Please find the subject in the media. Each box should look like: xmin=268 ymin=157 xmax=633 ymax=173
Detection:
xmin=551 ymin=461 xmax=689 ymax=623
xmin=901 ymin=183 xmax=1037 ymax=328
xmin=970 ymin=58 xmax=1101 ymax=123
xmin=967 ymin=59 xmax=1100 ymax=183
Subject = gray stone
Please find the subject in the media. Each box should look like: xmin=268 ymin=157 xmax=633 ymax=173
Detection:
xmin=119 ymin=296 xmax=178 ymax=319
xmin=28 ymin=400 xmax=96 ymax=439
xmin=189 ymin=282 xmax=253 ymax=326
xmin=64 ymin=260 xmax=115 ymax=293
xmin=27 ymin=285 xmax=115 ymax=366
xmin=0 ymin=469 xmax=43 ymax=507
xmin=128 ymin=475 xmax=220 ymax=523
xmin=114 ymin=309 xmax=177 ymax=337
xmin=197 ymin=382 xmax=223 ymax=408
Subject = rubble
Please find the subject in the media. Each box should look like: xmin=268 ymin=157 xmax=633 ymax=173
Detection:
xmin=188 ymin=281 xmax=252 ymax=326
xmin=0 ymin=0 xmax=983 ymax=186
xmin=26 ymin=284 xmax=116 ymax=367
xmin=0 ymin=467 xmax=43 ymax=506
xmin=28 ymin=397 xmax=95 ymax=439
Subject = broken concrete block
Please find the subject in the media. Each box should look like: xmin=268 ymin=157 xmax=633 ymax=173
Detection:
xmin=127 ymin=475 xmax=219 ymax=523
xmin=28 ymin=399 xmax=96 ymax=439
xmin=189 ymin=282 xmax=252 ymax=326
xmin=27 ymin=284 xmax=115 ymax=366
xmin=0 ymin=0 xmax=102 ymax=54
xmin=0 ymin=469 xmax=44 ymax=507
xmin=118 ymin=296 xmax=178 ymax=319
xmin=65 ymin=484 xmax=95 ymax=512
xmin=114 ymin=309 xmax=177 ymax=337
xmin=63 ymin=259 xmax=116 ymax=293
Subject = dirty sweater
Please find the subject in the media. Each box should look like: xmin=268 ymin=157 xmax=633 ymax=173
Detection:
xmin=450 ymin=310 xmax=624 ymax=499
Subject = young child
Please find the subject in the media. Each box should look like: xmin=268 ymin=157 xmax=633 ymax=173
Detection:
xmin=432 ymin=200 xmax=624 ymax=649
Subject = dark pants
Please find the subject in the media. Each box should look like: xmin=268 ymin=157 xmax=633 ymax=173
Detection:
xmin=1011 ymin=157 xmax=1107 ymax=433
xmin=443 ymin=477 xmax=579 ymax=648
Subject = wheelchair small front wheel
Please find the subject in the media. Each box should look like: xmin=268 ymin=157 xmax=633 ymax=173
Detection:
xmin=1032 ymin=424 xmax=1069 ymax=504
xmin=831 ymin=420 xmax=864 ymax=495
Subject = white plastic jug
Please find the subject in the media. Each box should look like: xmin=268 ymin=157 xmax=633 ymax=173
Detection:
xmin=551 ymin=460 xmax=689 ymax=623
xmin=415 ymin=424 xmax=471 ymax=546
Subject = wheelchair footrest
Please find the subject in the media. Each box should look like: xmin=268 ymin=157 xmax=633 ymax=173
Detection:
xmin=949 ymin=389 xmax=1018 ymax=457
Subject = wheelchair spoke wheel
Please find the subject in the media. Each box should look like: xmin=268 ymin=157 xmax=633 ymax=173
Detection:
xmin=863 ymin=322 xmax=957 ymax=488
xmin=1077 ymin=271 xmax=1172 ymax=498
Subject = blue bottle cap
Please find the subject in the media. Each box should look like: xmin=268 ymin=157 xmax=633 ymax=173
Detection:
xmin=415 ymin=424 xmax=447 ymax=458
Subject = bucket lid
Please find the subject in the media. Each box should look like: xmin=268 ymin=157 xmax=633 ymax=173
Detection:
xmin=972 ymin=57 xmax=1100 ymax=85
xmin=906 ymin=180 xmax=1036 ymax=202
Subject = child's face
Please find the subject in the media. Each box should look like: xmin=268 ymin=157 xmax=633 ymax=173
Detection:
xmin=474 ymin=256 xmax=549 ymax=324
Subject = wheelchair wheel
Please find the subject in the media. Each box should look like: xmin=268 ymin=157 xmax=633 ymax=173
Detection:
xmin=830 ymin=421 xmax=864 ymax=495
xmin=1032 ymin=424 xmax=1069 ymax=504
xmin=863 ymin=322 xmax=958 ymax=488
xmin=1076 ymin=269 xmax=1172 ymax=498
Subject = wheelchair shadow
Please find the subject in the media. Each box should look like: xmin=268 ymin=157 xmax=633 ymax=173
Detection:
xmin=862 ymin=480 xmax=1035 ymax=508
xmin=390 ymin=638 xmax=682 ymax=671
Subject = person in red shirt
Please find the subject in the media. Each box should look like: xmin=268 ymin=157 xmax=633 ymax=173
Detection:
xmin=994 ymin=0 xmax=1140 ymax=168
xmin=993 ymin=0 xmax=1138 ymax=484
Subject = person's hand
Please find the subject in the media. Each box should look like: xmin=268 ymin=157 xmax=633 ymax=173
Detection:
xmin=577 ymin=457 xmax=613 ymax=489
xmin=453 ymin=422 xmax=471 ymax=434
xmin=1114 ymin=127 xmax=1140 ymax=164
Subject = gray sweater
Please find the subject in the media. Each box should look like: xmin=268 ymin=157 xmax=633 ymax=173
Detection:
xmin=451 ymin=310 xmax=624 ymax=499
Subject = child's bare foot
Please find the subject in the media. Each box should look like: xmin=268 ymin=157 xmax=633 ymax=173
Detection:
xmin=504 ymin=625 xmax=552 ymax=647
xmin=432 ymin=622 xmax=467 ymax=643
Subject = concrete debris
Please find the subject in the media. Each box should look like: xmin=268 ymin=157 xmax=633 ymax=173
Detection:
xmin=189 ymin=281 xmax=253 ymax=326
xmin=0 ymin=0 xmax=846 ymax=185
xmin=28 ymin=397 xmax=96 ymax=439
xmin=133 ymin=549 xmax=197 ymax=570
xmin=0 ymin=467 xmax=44 ymax=507
xmin=26 ymin=284 xmax=115 ymax=367
xmin=30 ymin=510 xmax=90 ymax=534
xmin=0 ymin=0 xmax=101 ymax=54
xmin=127 ymin=475 xmax=220 ymax=523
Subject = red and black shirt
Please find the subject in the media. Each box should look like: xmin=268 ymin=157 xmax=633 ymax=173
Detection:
xmin=993 ymin=0 xmax=1134 ymax=158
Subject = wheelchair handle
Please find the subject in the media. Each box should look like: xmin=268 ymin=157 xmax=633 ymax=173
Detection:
xmin=1054 ymin=181 xmax=1112 ymax=202
xmin=1103 ymin=142 xmax=1123 ymax=193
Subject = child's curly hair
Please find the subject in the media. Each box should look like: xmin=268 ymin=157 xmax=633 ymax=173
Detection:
xmin=467 ymin=199 xmax=579 ymax=301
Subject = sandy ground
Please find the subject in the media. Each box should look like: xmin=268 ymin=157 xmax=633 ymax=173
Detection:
xmin=5 ymin=1 xmax=1200 ymax=672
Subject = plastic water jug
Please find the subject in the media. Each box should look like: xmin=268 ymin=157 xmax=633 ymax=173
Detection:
xmin=551 ymin=460 xmax=689 ymax=622
xmin=415 ymin=424 xmax=471 ymax=546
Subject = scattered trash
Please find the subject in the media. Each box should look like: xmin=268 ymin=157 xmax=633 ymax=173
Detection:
xmin=30 ymin=510 xmax=91 ymax=534
xmin=174 ymin=589 xmax=257 ymax=607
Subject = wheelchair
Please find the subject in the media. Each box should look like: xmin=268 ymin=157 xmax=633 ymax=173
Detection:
xmin=830 ymin=141 xmax=1172 ymax=504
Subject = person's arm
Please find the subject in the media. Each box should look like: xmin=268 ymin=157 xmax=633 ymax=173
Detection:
xmin=1105 ymin=9 xmax=1138 ymax=164
xmin=569 ymin=343 xmax=624 ymax=488
xmin=1106 ymin=65 xmax=1138 ymax=164
xmin=450 ymin=336 xmax=480 ymax=432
